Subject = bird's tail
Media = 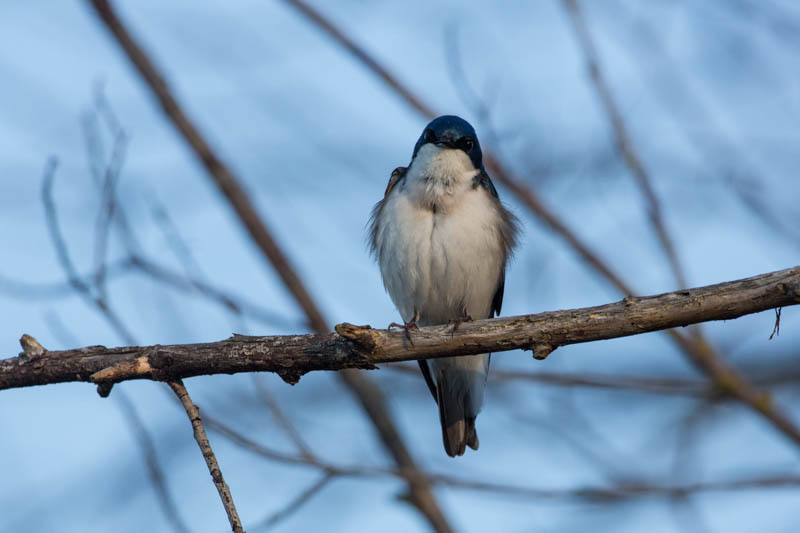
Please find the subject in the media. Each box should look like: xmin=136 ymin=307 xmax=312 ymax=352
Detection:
xmin=436 ymin=373 xmax=480 ymax=457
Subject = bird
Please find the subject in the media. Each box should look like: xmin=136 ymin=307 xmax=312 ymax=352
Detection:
xmin=369 ymin=115 xmax=519 ymax=457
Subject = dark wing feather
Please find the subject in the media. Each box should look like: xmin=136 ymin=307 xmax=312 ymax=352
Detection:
xmin=384 ymin=166 xmax=407 ymax=197
xmin=474 ymin=168 xmax=519 ymax=318
xmin=418 ymin=360 xmax=438 ymax=401
xmin=475 ymin=168 xmax=499 ymax=198
xmin=368 ymin=167 xmax=407 ymax=258
xmin=491 ymin=273 xmax=505 ymax=317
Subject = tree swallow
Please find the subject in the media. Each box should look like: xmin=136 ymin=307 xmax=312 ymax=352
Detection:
xmin=369 ymin=115 xmax=519 ymax=457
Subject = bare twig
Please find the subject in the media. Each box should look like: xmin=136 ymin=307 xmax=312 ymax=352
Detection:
xmin=252 ymin=375 xmax=315 ymax=460
xmin=115 ymin=390 xmax=191 ymax=533
xmin=397 ymin=361 xmax=800 ymax=397
xmin=168 ymin=380 xmax=243 ymax=532
xmin=0 ymin=259 xmax=134 ymax=300
xmin=0 ymin=256 xmax=297 ymax=331
xmin=250 ymin=472 xmax=334 ymax=531
xmin=85 ymin=2 xmax=453 ymax=530
xmin=43 ymin=144 xmax=244 ymax=531
xmin=42 ymin=159 xmax=136 ymax=344
xmin=561 ymin=0 xmax=688 ymax=289
xmin=282 ymin=0 xmax=436 ymax=119
xmin=145 ymin=193 xmax=207 ymax=284
xmin=129 ymin=256 xmax=301 ymax=331
xmin=206 ymin=412 xmax=800 ymax=501
xmin=614 ymin=2 xmax=800 ymax=248
xmin=91 ymin=109 xmax=127 ymax=300
xmin=207 ymin=418 xmax=800 ymax=501
xmin=770 ymin=307 xmax=782 ymax=340
xmin=87 ymin=0 xmax=325 ymax=332
xmin=388 ymin=363 xmax=712 ymax=396
xmin=558 ymin=0 xmax=800 ymax=450
xmin=18 ymin=329 xmax=188 ymax=533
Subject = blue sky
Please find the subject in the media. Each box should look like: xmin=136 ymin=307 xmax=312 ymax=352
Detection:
xmin=1 ymin=1 xmax=799 ymax=532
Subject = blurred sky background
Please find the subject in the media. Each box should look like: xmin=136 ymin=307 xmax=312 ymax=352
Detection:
xmin=1 ymin=1 xmax=799 ymax=532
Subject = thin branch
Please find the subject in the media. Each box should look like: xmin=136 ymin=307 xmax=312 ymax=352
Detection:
xmin=562 ymin=0 xmax=688 ymax=289
xmin=392 ymin=362 xmax=800 ymax=396
xmin=252 ymin=375 xmax=315 ymax=460
xmin=145 ymin=192 xmax=208 ymax=285
xmin=42 ymin=159 xmax=198 ymax=532
xmin=614 ymin=1 xmax=800 ymax=249
xmin=129 ymin=255 xmax=302 ymax=331
xmin=428 ymin=473 xmax=800 ymax=501
xmin=115 ymin=390 xmax=191 ymax=533
xmin=205 ymin=412 xmax=800 ymax=502
xmin=283 ymin=0 xmax=436 ymax=119
xmin=0 ymin=256 xmax=297 ymax=331
xmin=0 ymin=258 xmax=134 ymax=299
xmin=389 ymin=363 xmax=712 ymax=396
xmin=91 ymin=108 xmax=127 ymax=301
xmin=168 ymin=380 xmax=243 ymax=533
xmin=42 ymin=158 xmax=136 ymax=345
xmin=87 ymin=0 xmax=324 ymax=332
xmin=44 ymin=141 xmax=242 ymax=530
xmin=85 ymin=2 xmax=453 ymax=530
xmin=3 ymin=265 xmax=798 ymax=390
xmin=250 ymin=472 xmax=334 ymax=531
xmin=493 ymin=369 xmax=710 ymax=396
xmin=559 ymin=0 xmax=800 ymax=450
xmin=770 ymin=307 xmax=782 ymax=340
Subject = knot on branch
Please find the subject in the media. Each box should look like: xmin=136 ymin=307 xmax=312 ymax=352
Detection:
xmin=622 ymin=295 xmax=640 ymax=306
xmin=277 ymin=367 xmax=307 ymax=386
xmin=335 ymin=323 xmax=378 ymax=352
xmin=529 ymin=342 xmax=557 ymax=360
xmin=18 ymin=334 xmax=47 ymax=361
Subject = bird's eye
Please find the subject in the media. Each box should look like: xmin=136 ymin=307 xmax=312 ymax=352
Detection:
xmin=459 ymin=138 xmax=474 ymax=152
xmin=423 ymin=129 xmax=436 ymax=143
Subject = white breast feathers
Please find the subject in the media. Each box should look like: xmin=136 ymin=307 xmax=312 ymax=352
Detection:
xmin=373 ymin=144 xmax=505 ymax=326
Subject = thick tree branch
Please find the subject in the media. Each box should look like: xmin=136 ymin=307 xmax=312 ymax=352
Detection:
xmin=4 ymin=266 xmax=797 ymax=391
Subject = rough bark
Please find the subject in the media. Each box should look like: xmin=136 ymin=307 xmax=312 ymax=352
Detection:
xmin=3 ymin=266 xmax=797 ymax=392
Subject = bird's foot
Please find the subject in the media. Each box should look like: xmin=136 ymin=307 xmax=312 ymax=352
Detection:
xmin=388 ymin=314 xmax=419 ymax=344
xmin=447 ymin=315 xmax=473 ymax=337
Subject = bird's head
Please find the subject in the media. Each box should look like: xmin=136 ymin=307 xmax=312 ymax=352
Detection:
xmin=412 ymin=115 xmax=483 ymax=171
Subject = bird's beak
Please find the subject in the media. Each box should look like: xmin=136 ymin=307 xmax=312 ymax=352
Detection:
xmin=434 ymin=134 xmax=456 ymax=148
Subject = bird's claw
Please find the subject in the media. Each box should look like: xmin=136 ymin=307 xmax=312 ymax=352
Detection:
xmin=447 ymin=315 xmax=473 ymax=337
xmin=388 ymin=316 xmax=419 ymax=344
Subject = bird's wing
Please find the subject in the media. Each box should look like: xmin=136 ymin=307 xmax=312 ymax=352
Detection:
xmin=384 ymin=166 xmax=407 ymax=197
xmin=474 ymin=167 xmax=499 ymax=198
xmin=475 ymin=168 xmax=518 ymax=318
xmin=368 ymin=167 xmax=408 ymax=258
